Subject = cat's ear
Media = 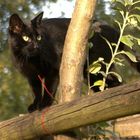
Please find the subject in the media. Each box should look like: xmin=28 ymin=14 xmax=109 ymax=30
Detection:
xmin=9 ymin=14 xmax=25 ymax=34
xmin=31 ymin=12 xmax=44 ymax=27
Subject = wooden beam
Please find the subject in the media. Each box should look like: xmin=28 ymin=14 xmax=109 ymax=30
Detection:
xmin=0 ymin=80 xmax=140 ymax=139
xmin=115 ymin=114 xmax=140 ymax=137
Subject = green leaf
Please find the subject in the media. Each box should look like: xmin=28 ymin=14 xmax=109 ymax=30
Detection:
xmin=118 ymin=50 xmax=138 ymax=62
xmin=128 ymin=17 xmax=138 ymax=27
xmin=121 ymin=35 xmax=134 ymax=49
xmin=108 ymin=71 xmax=122 ymax=82
xmin=89 ymin=30 xmax=94 ymax=39
xmin=89 ymin=63 xmax=101 ymax=74
xmin=130 ymin=14 xmax=140 ymax=23
xmin=112 ymin=0 xmax=126 ymax=11
xmin=93 ymin=80 xmax=104 ymax=87
xmin=98 ymin=122 xmax=110 ymax=127
xmin=132 ymin=1 xmax=140 ymax=8
xmin=114 ymin=58 xmax=125 ymax=66
xmin=96 ymin=129 xmax=105 ymax=135
xmin=88 ymin=42 xmax=93 ymax=49
xmin=138 ymin=39 xmax=140 ymax=45
xmin=124 ymin=0 xmax=133 ymax=6
xmin=111 ymin=43 xmax=117 ymax=47
xmin=98 ymin=57 xmax=104 ymax=62
xmin=124 ymin=25 xmax=140 ymax=39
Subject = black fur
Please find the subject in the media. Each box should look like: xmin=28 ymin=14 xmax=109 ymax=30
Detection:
xmin=8 ymin=12 xmax=122 ymax=112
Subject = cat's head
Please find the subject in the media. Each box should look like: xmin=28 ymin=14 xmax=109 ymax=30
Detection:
xmin=9 ymin=12 xmax=44 ymax=57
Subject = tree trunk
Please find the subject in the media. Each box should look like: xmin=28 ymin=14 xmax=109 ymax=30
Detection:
xmin=57 ymin=0 xmax=96 ymax=139
xmin=59 ymin=0 xmax=96 ymax=102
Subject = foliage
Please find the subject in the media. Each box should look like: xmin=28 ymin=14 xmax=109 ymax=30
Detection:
xmin=0 ymin=50 xmax=32 ymax=120
xmin=87 ymin=0 xmax=140 ymax=139
xmin=77 ymin=122 xmax=118 ymax=140
xmin=89 ymin=0 xmax=140 ymax=91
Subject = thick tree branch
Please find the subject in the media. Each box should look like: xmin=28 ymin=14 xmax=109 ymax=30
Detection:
xmin=0 ymin=81 xmax=140 ymax=139
xmin=57 ymin=0 xmax=96 ymax=139
xmin=59 ymin=0 xmax=96 ymax=102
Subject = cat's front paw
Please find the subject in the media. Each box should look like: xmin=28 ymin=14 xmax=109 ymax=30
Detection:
xmin=28 ymin=104 xmax=37 ymax=113
xmin=38 ymin=102 xmax=51 ymax=111
xmin=38 ymin=102 xmax=45 ymax=111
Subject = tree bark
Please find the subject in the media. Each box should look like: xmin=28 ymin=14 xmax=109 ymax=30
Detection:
xmin=57 ymin=0 xmax=96 ymax=139
xmin=0 ymin=80 xmax=140 ymax=140
xmin=59 ymin=0 xmax=96 ymax=102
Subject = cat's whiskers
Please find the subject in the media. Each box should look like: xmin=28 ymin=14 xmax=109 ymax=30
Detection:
xmin=25 ymin=55 xmax=29 ymax=64
xmin=19 ymin=56 xmax=25 ymax=67
xmin=16 ymin=54 xmax=28 ymax=67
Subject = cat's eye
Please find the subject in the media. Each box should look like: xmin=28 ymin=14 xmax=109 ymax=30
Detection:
xmin=37 ymin=35 xmax=41 ymax=41
xmin=22 ymin=35 xmax=30 ymax=42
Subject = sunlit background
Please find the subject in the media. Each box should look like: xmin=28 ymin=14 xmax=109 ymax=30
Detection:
xmin=43 ymin=0 xmax=75 ymax=18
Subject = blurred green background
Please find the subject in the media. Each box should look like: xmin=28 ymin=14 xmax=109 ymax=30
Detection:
xmin=0 ymin=0 xmax=139 ymax=121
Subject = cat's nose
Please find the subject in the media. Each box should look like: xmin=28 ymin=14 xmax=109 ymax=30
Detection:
xmin=34 ymin=46 xmax=38 ymax=49
xmin=33 ymin=43 xmax=39 ymax=49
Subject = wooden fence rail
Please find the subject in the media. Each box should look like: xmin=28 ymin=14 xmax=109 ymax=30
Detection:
xmin=0 ymin=80 xmax=140 ymax=140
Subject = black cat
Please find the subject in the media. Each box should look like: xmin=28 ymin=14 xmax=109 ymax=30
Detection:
xmin=8 ymin=12 xmax=122 ymax=113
